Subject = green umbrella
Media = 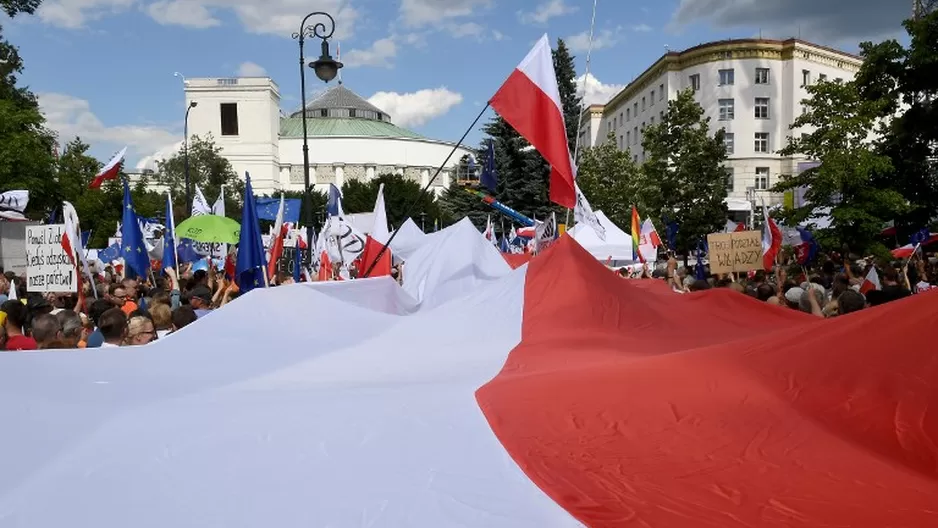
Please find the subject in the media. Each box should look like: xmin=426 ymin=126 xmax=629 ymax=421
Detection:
xmin=175 ymin=215 xmax=241 ymax=244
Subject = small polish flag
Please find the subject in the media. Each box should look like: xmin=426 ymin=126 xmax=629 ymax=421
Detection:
xmin=761 ymin=205 xmax=782 ymax=270
xmin=89 ymin=147 xmax=127 ymax=189
xmin=490 ymin=35 xmax=576 ymax=208
xmin=859 ymin=267 xmax=881 ymax=295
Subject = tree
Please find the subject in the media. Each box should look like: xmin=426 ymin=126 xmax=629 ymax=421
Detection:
xmin=0 ymin=23 xmax=58 ymax=218
xmin=639 ymin=89 xmax=729 ymax=252
xmin=340 ymin=173 xmax=442 ymax=230
xmin=775 ymin=79 xmax=902 ymax=254
xmin=155 ymin=134 xmax=244 ymax=219
xmin=576 ymin=132 xmax=641 ymax=228
xmin=553 ymin=38 xmax=581 ymax=156
xmin=854 ymin=11 xmax=938 ymax=234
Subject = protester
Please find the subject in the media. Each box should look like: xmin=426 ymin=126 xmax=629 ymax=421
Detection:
xmin=149 ymin=303 xmax=173 ymax=339
xmin=98 ymin=308 xmax=128 ymax=347
xmin=30 ymin=313 xmax=63 ymax=349
xmin=171 ymin=305 xmax=198 ymax=332
xmin=188 ymin=285 xmax=213 ymax=318
xmin=85 ymin=299 xmax=115 ymax=348
xmin=55 ymin=310 xmax=85 ymax=348
xmin=1 ymin=300 xmax=37 ymax=351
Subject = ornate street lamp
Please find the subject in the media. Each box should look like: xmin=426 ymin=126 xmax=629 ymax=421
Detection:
xmin=184 ymin=100 xmax=198 ymax=215
xmin=292 ymin=12 xmax=343 ymax=263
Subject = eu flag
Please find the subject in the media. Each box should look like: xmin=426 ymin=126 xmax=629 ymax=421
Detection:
xmin=235 ymin=173 xmax=268 ymax=292
xmin=162 ymin=193 xmax=177 ymax=270
xmin=480 ymin=140 xmax=497 ymax=192
xmin=256 ymin=197 xmax=301 ymax=224
xmin=176 ymin=239 xmax=203 ymax=263
xmin=121 ymin=178 xmax=150 ymax=279
xmin=98 ymin=242 xmax=121 ymax=263
xmin=910 ymin=227 xmax=930 ymax=246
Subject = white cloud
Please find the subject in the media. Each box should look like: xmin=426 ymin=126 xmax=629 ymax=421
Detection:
xmin=632 ymin=23 xmax=653 ymax=32
xmin=576 ymin=73 xmax=623 ymax=106
xmin=367 ymin=88 xmax=462 ymax=128
xmin=38 ymin=92 xmax=178 ymax=160
xmin=237 ymin=61 xmax=267 ymax=77
xmin=400 ymin=0 xmax=491 ymax=26
xmin=344 ymin=37 xmax=397 ymax=68
xmin=566 ymin=28 xmax=620 ymax=53
xmin=519 ymin=0 xmax=577 ymax=25
xmin=39 ymin=0 xmax=358 ymax=38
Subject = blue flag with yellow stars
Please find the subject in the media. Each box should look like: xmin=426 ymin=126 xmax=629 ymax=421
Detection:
xmin=235 ymin=172 xmax=269 ymax=292
xmin=121 ymin=178 xmax=151 ymax=279
xmin=256 ymin=197 xmax=301 ymax=224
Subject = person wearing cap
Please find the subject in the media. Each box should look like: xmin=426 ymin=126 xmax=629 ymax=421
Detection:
xmin=188 ymin=285 xmax=213 ymax=318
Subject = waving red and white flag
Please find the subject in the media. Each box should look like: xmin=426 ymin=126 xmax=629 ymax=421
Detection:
xmin=88 ymin=147 xmax=126 ymax=190
xmin=491 ymin=34 xmax=576 ymax=208
xmin=761 ymin=202 xmax=782 ymax=270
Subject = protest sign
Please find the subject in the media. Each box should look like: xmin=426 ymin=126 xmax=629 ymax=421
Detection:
xmin=707 ymin=230 xmax=763 ymax=275
xmin=25 ymin=224 xmax=77 ymax=293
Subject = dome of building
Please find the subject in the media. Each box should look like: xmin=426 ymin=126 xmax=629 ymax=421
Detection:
xmin=280 ymin=84 xmax=422 ymax=140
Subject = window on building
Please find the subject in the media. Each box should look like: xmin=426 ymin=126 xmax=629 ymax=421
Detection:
xmin=819 ymin=73 xmax=828 ymax=81
xmin=755 ymin=68 xmax=770 ymax=84
xmin=320 ymin=108 xmax=328 ymax=117
xmin=220 ymin=103 xmax=239 ymax=136
xmin=718 ymin=98 xmax=735 ymax=121
xmin=650 ymin=117 xmax=655 ymax=126
xmin=633 ymin=126 xmax=638 ymax=144
xmin=641 ymin=121 xmax=646 ymax=131
xmin=634 ymin=154 xmax=639 ymax=163
xmin=633 ymin=102 xmax=638 ymax=115
xmin=619 ymin=135 xmax=623 ymax=149
xmin=802 ymin=69 xmax=811 ymax=86
xmin=626 ymin=108 xmax=630 ymax=121
xmin=725 ymin=167 xmax=735 ymax=192
xmin=349 ymin=109 xmax=357 ymax=118
xmin=660 ymin=110 xmax=664 ymax=121
xmin=642 ymin=97 xmax=646 ymax=111
xmin=755 ymin=97 xmax=770 ymax=119
xmin=724 ymin=132 xmax=735 ymax=155
xmin=835 ymin=77 xmax=843 ymax=83
xmin=659 ymin=84 xmax=665 ymax=101
xmin=613 ymin=117 xmax=617 ymax=129
xmin=754 ymin=132 xmax=770 ymax=153
xmin=719 ymin=68 xmax=735 ymax=85
xmin=650 ymin=90 xmax=655 ymax=105
xmin=607 ymin=121 xmax=611 ymax=133
xmin=755 ymin=167 xmax=770 ymax=190
xmin=690 ymin=74 xmax=701 ymax=91
xmin=627 ymin=131 xmax=631 ymax=146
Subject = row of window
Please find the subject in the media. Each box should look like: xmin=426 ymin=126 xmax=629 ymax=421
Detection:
xmin=608 ymin=83 xmax=667 ymax=132
xmin=725 ymin=167 xmax=771 ymax=193
xmin=692 ymin=68 xmax=839 ymax=91
xmin=717 ymin=97 xmax=771 ymax=121
xmin=618 ymin=130 xmax=771 ymax=155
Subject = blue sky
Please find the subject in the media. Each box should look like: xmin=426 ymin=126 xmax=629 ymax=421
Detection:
xmin=4 ymin=0 xmax=910 ymax=167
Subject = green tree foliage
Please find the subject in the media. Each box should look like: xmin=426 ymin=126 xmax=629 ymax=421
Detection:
xmin=340 ymin=173 xmax=441 ymax=230
xmin=0 ymin=24 xmax=57 ymax=218
xmin=155 ymin=134 xmax=244 ymax=219
xmin=1 ymin=0 xmax=41 ymax=16
xmin=854 ymin=11 xmax=938 ymax=233
xmin=576 ymin=132 xmax=641 ymax=228
xmin=775 ymin=79 xmax=902 ymax=254
xmin=439 ymin=38 xmax=579 ymax=229
xmin=638 ymin=89 xmax=729 ymax=251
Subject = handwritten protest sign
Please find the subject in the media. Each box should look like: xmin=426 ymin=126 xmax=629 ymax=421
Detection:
xmin=25 ymin=224 xmax=77 ymax=293
xmin=707 ymin=230 xmax=763 ymax=275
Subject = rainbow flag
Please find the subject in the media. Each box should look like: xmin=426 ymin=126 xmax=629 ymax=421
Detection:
xmin=631 ymin=206 xmax=644 ymax=263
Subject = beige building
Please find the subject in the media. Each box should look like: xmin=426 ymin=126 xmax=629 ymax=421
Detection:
xmin=578 ymin=38 xmax=863 ymax=221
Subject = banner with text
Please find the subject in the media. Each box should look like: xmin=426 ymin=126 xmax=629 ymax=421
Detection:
xmin=25 ymin=224 xmax=77 ymax=293
xmin=706 ymin=230 xmax=763 ymax=275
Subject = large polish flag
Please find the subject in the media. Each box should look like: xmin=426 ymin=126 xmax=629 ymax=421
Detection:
xmin=88 ymin=147 xmax=126 ymax=189
xmin=491 ymin=35 xmax=576 ymax=208
xmin=2 ymin=220 xmax=938 ymax=527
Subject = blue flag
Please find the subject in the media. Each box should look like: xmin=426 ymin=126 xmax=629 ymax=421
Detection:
xmin=120 ymin=179 xmax=151 ymax=279
xmin=256 ymin=197 xmax=301 ymax=224
xmin=162 ymin=193 xmax=177 ymax=270
xmin=480 ymin=140 xmax=497 ymax=192
xmin=695 ymin=239 xmax=707 ymax=281
xmin=499 ymin=235 xmax=509 ymax=253
xmin=910 ymin=227 xmax=931 ymax=246
xmin=98 ymin=242 xmax=121 ymax=263
xmin=80 ymin=230 xmax=91 ymax=248
xmin=663 ymin=214 xmax=679 ymax=250
xmin=292 ymin=246 xmax=302 ymax=283
xmin=326 ymin=184 xmax=343 ymax=217
xmin=176 ymin=239 xmax=203 ymax=263
xmin=235 ymin=173 xmax=268 ymax=292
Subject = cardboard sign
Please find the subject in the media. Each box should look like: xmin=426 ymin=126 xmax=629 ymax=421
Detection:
xmin=25 ymin=224 xmax=77 ymax=293
xmin=707 ymin=230 xmax=763 ymax=275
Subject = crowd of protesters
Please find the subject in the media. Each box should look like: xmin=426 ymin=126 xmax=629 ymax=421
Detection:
xmin=0 ymin=263 xmax=238 ymax=351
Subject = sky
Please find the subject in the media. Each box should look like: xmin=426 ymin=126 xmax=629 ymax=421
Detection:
xmin=3 ymin=0 xmax=913 ymax=167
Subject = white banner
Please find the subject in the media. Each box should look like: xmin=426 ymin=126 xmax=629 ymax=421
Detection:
xmin=25 ymin=224 xmax=77 ymax=293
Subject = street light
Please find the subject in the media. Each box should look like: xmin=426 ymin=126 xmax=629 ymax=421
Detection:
xmin=184 ymin=101 xmax=198 ymax=215
xmin=293 ymin=11 xmax=343 ymax=266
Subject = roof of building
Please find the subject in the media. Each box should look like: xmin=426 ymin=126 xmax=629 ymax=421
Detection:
xmin=289 ymin=84 xmax=390 ymax=121
xmin=279 ymin=116 xmax=424 ymax=139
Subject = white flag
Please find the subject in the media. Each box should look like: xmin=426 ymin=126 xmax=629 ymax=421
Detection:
xmin=371 ymin=183 xmax=390 ymax=245
xmin=0 ymin=190 xmax=28 ymax=220
xmin=574 ymin=183 xmax=605 ymax=241
xmin=192 ymin=186 xmax=212 ymax=216
xmin=212 ymin=185 xmax=225 ymax=217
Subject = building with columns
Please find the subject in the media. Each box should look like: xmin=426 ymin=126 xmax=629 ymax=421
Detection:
xmin=137 ymin=78 xmax=472 ymax=196
xmin=578 ymin=38 xmax=863 ymax=222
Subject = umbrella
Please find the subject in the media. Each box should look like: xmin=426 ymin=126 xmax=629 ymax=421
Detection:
xmin=175 ymin=215 xmax=241 ymax=244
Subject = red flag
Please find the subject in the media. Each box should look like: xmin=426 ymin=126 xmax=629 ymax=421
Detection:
xmin=358 ymin=236 xmax=392 ymax=278
xmin=88 ymin=147 xmax=127 ymax=190
xmin=490 ymin=35 xmax=575 ymax=208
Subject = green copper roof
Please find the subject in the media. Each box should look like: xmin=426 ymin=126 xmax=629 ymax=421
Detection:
xmin=279 ymin=117 xmax=425 ymax=139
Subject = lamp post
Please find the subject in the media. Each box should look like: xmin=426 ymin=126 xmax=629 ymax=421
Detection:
xmin=184 ymin=101 xmax=198 ymax=215
xmin=293 ymin=12 xmax=343 ymax=268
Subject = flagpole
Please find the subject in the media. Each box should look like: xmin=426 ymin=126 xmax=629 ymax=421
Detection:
xmin=361 ymin=102 xmax=490 ymax=278
xmin=568 ymin=0 xmax=599 ymax=230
